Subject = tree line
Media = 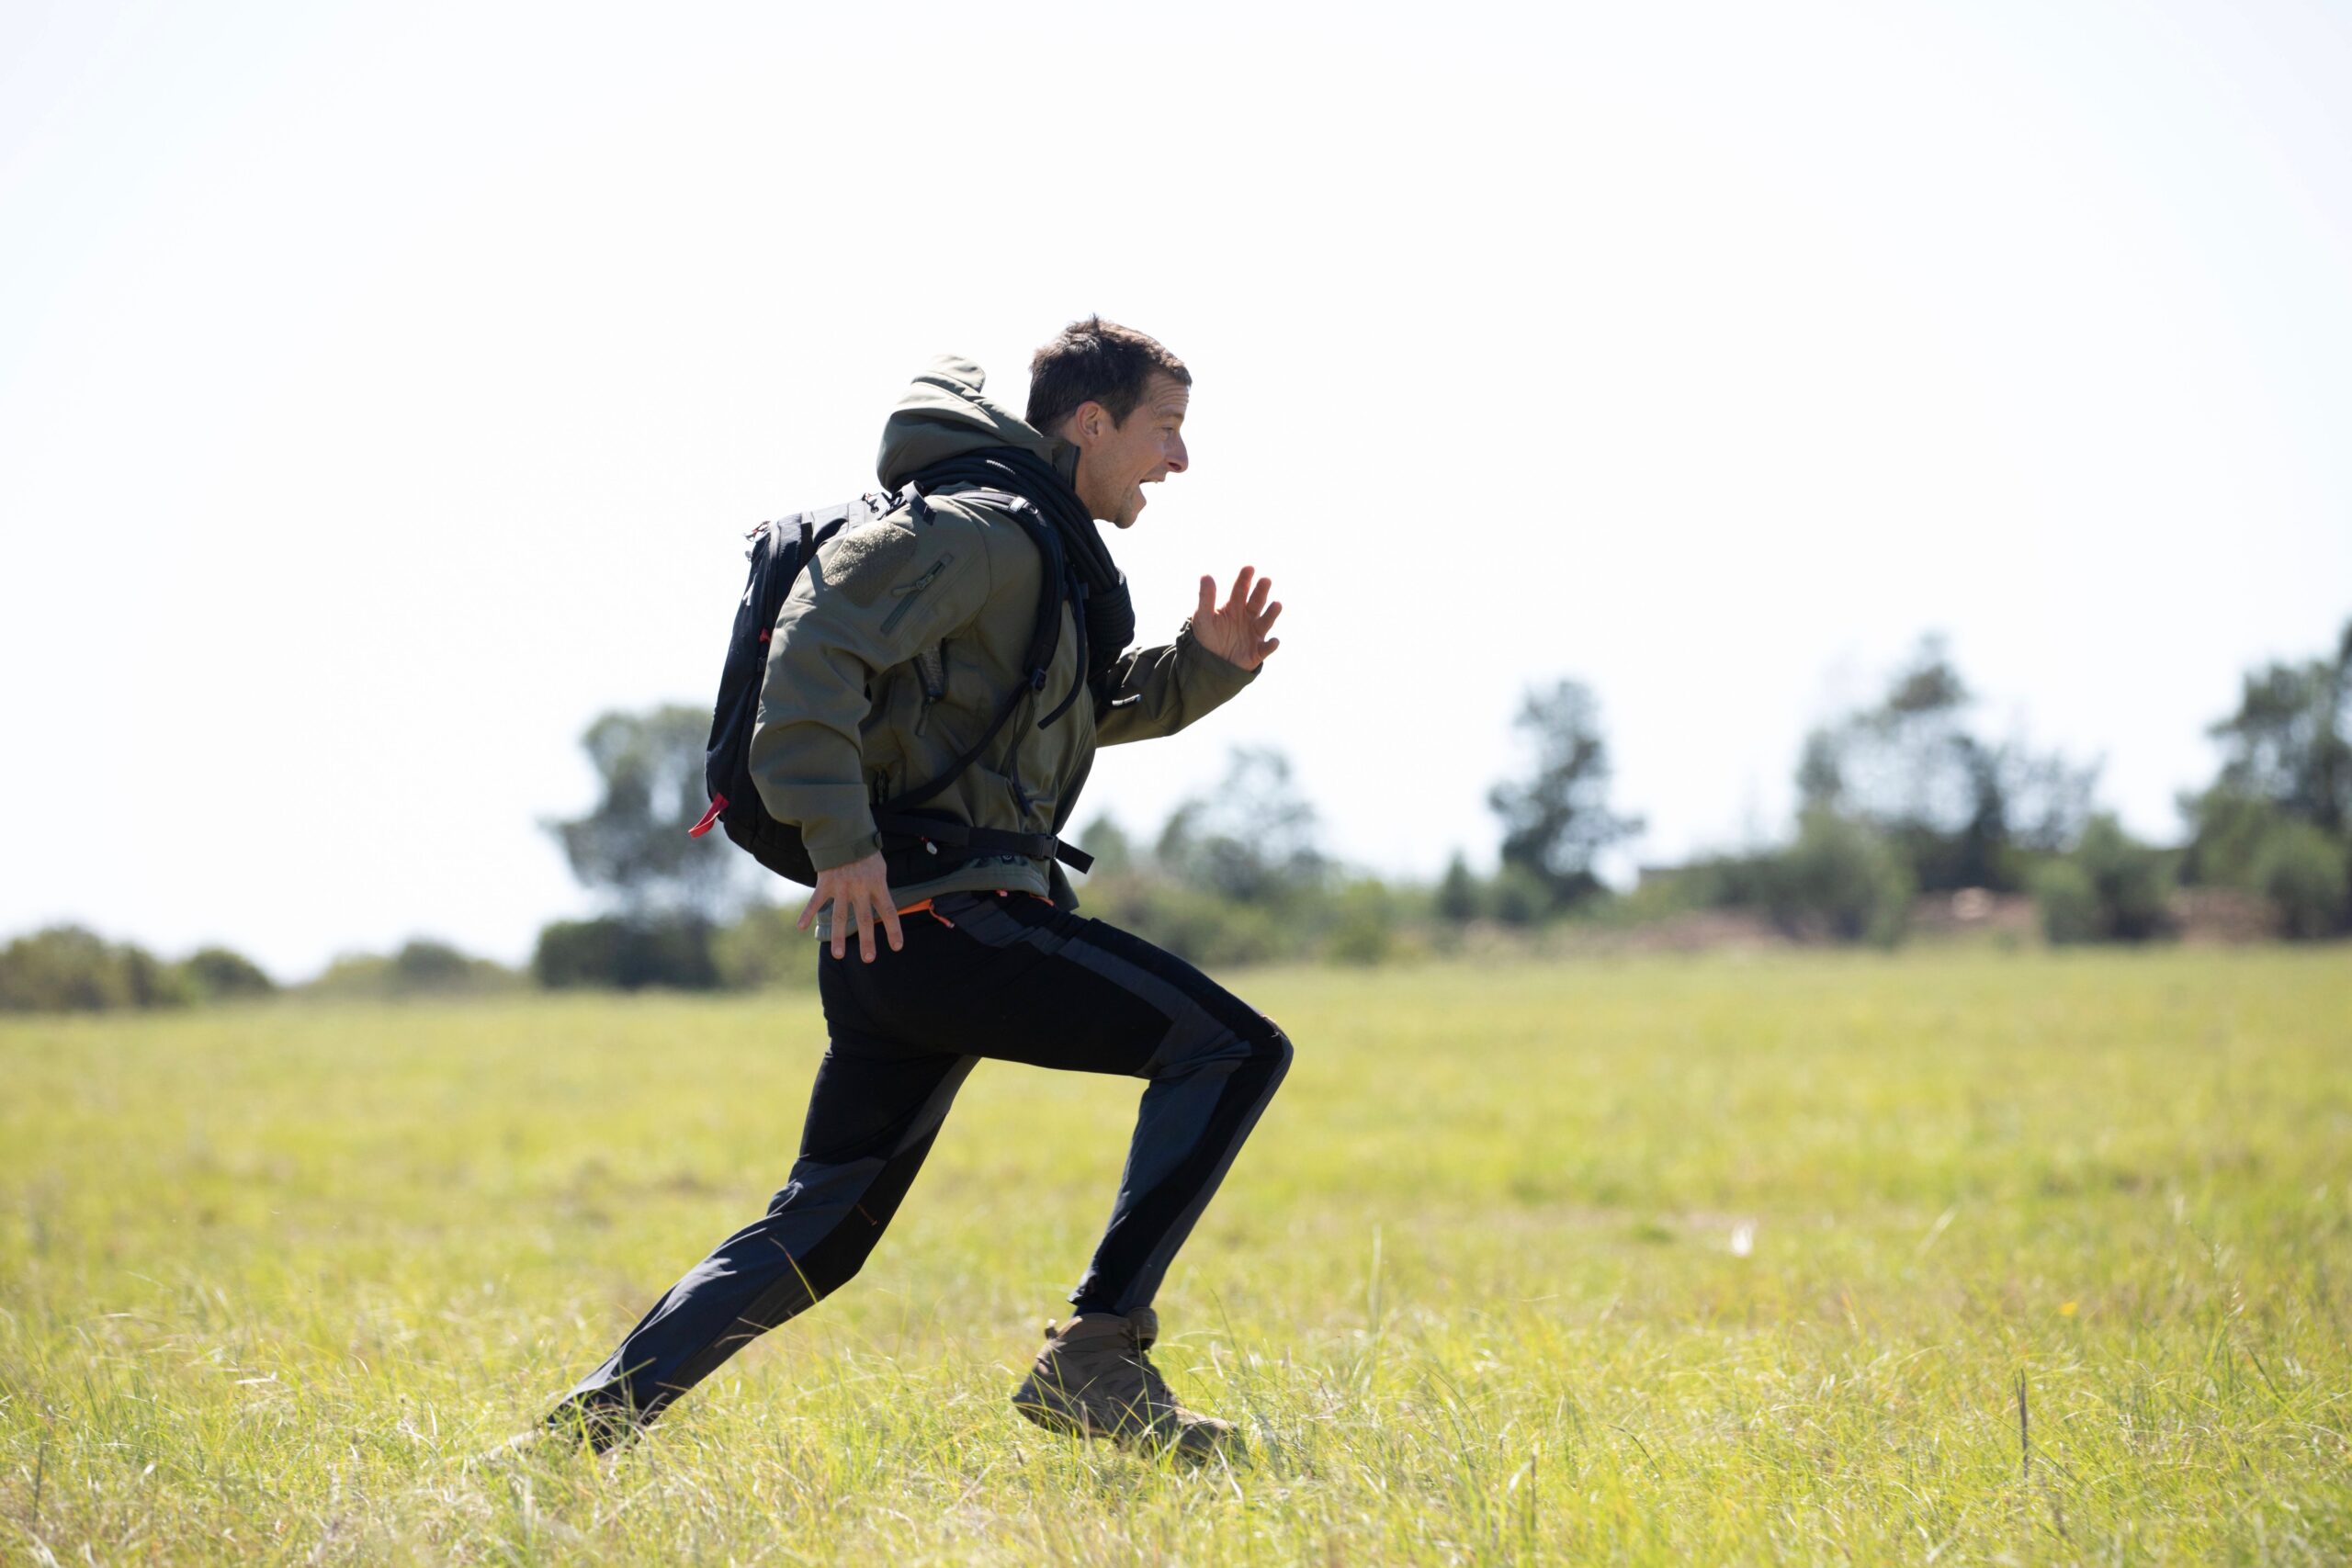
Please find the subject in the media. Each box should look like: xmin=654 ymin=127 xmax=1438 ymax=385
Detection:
xmin=1645 ymin=620 xmax=2351 ymax=946
xmin=507 ymin=608 xmax=2352 ymax=982
xmin=6 ymin=616 xmax=2346 ymax=1010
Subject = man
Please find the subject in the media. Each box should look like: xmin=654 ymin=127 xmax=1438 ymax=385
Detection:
xmin=548 ymin=319 xmax=1290 ymax=1460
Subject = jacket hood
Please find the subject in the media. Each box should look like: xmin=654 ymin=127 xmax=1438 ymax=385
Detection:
xmin=876 ymin=355 xmax=1077 ymax=492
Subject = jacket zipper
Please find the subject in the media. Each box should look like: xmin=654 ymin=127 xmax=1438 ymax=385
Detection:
xmin=911 ymin=644 xmax=946 ymax=736
xmin=1004 ymin=679 xmax=1043 ymax=829
xmin=879 ymin=555 xmax=954 ymax=635
xmin=914 ymin=644 xmax=947 ymax=703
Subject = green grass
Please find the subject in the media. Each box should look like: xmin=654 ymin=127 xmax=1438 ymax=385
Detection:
xmin=3 ymin=949 xmax=2348 ymax=1563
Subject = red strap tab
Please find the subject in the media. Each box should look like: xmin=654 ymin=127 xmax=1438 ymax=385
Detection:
xmin=687 ymin=794 xmax=727 ymax=838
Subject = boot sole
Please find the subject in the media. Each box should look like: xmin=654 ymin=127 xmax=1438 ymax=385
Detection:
xmin=1011 ymin=1384 xmax=1232 ymax=1461
xmin=1010 ymin=1382 xmax=1112 ymax=1441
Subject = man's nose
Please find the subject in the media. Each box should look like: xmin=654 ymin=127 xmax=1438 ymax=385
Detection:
xmin=1166 ymin=434 xmax=1188 ymax=474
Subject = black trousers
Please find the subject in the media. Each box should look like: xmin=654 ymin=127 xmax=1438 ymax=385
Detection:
xmin=559 ymin=890 xmax=1293 ymax=1427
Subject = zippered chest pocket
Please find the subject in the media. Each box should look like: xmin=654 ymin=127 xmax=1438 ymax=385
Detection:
xmin=880 ymin=554 xmax=955 ymax=635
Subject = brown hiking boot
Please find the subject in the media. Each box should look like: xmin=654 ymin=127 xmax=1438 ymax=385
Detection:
xmin=1010 ymin=1309 xmax=1236 ymax=1460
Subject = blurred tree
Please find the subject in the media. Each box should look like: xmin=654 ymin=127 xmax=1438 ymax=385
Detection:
xmin=1076 ymin=814 xmax=1136 ymax=878
xmin=2033 ymin=815 xmax=2177 ymax=943
xmin=0 ymin=925 xmax=190 ymax=1012
xmin=1486 ymin=863 xmax=1552 ymax=927
xmin=2193 ymin=618 xmax=2351 ymax=835
xmin=1487 ymin=679 xmax=1642 ymax=912
xmin=546 ymin=705 xmax=748 ymax=919
xmin=711 ymin=904 xmax=820 ymax=990
xmin=2248 ymin=818 xmax=2351 ymax=940
xmin=1434 ymin=852 xmax=1480 ymax=923
xmin=1324 ymin=878 xmax=1397 ymax=965
xmin=1763 ymin=810 xmax=1914 ymax=946
xmin=309 ymin=938 xmax=515 ymax=998
xmin=1800 ymin=636 xmax=2094 ymax=891
xmin=2179 ymin=790 xmax=2287 ymax=888
xmin=392 ymin=940 xmax=488 ymax=990
xmin=180 ymin=946 xmax=276 ymax=1001
xmin=533 ymin=915 xmax=719 ymax=991
xmin=1156 ymin=747 xmax=1329 ymax=904
xmin=2177 ymin=617 xmax=2352 ymax=936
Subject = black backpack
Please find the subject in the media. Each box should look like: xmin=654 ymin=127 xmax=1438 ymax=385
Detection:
xmin=689 ymin=474 xmax=1095 ymax=886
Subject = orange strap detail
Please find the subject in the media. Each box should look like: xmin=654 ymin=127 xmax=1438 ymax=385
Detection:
xmin=893 ymin=889 xmax=1052 ymax=929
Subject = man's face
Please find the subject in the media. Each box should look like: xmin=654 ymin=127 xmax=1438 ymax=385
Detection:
xmin=1065 ymin=374 xmax=1190 ymax=528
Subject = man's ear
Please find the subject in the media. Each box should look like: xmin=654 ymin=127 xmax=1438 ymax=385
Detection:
xmin=1071 ymin=399 xmax=1111 ymax=445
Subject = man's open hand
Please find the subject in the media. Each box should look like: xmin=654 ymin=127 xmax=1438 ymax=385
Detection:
xmin=1193 ymin=567 xmax=1283 ymax=671
xmin=797 ymin=851 xmax=903 ymax=964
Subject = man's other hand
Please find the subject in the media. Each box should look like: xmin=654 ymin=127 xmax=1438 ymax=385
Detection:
xmin=1193 ymin=567 xmax=1283 ymax=670
xmin=797 ymin=852 xmax=904 ymax=964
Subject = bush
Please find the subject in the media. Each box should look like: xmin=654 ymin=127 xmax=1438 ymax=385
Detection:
xmin=1076 ymin=817 xmax=1137 ymax=878
xmin=2034 ymin=815 xmax=2176 ymax=943
xmin=1667 ymin=827 xmax=1912 ymax=946
xmin=308 ymin=954 xmax=397 ymax=997
xmin=2250 ymin=818 xmax=2349 ymax=940
xmin=1433 ymin=854 xmax=1480 ymax=924
xmin=2180 ymin=789 xmax=2282 ymax=888
xmin=1487 ymin=863 xmax=1553 ymax=928
xmin=179 ymin=946 xmax=276 ymax=1001
xmin=1671 ymin=852 xmax=1773 ymax=913
xmin=1600 ymin=865 xmax=1718 ymax=929
xmin=1077 ymin=875 xmax=1295 ymax=968
xmin=534 ymin=916 xmax=719 ymax=991
xmin=712 ymin=903 xmax=819 ymax=989
xmin=0 ymin=926 xmax=192 ymax=1012
xmin=389 ymin=941 xmax=489 ymax=991
xmin=311 ymin=938 xmax=517 ymax=998
xmin=2032 ymin=861 xmax=2103 ymax=945
xmin=1761 ymin=810 xmax=1915 ymax=946
xmin=1324 ymin=879 xmax=1397 ymax=966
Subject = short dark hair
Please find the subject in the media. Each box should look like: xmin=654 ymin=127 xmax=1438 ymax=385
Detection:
xmin=1025 ymin=316 xmax=1191 ymax=433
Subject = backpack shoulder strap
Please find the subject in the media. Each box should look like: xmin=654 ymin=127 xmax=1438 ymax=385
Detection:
xmin=865 ymin=479 xmax=1092 ymax=874
xmin=876 ymin=484 xmax=1067 ymax=815
xmin=908 ymin=483 xmax=1073 ymax=681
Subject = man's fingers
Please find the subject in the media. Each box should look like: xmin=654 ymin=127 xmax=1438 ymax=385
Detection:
xmin=809 ymin=855 xmax=898 ymax=962
xmin=1224 ymin=566 xmax=1257 ymax=613
xmin=1248 ymin=574 xmax=1272 ymax=614
xmin=1258 ymin=636 xmax=1281 ymax=660
xmin=1195 ymin=575 xmax=1216 ymax=621
xmin=809 ymin=874 xmax=846 ymax=959
xmin=857 ymin=887 xmax=900 ymax=961
xmin=855 ymin=890 xmax=880 ymax=964
xmin=1258 ymin=601 xmax=1283 ymax=633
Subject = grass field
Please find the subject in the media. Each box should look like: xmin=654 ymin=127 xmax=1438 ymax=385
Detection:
xmin=3 ymin=949 xmax=2348 ymax=1564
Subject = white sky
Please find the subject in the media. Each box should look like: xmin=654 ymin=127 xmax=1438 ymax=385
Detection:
xmin=5 ymin=0 xmax=2348 ymax=980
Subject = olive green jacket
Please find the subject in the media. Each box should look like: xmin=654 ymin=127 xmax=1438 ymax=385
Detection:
xmin=747 ymin=356 xmax=1258 ymax=911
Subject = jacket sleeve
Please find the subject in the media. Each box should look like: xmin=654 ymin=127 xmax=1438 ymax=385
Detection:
xmin=1091 ymin=618 xmax=1260 ymax=747
xmin=747 ymin=513 xmax=989 ymax=871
